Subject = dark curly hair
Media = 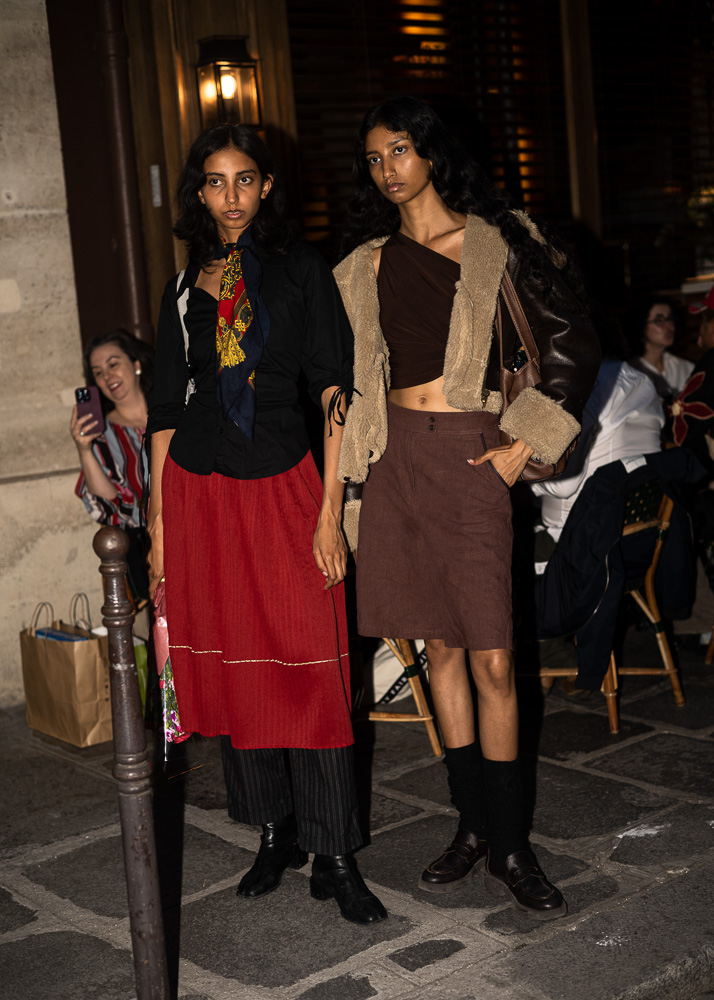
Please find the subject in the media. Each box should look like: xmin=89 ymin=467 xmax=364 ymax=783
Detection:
xmin=173 ymin=124 xmax=295 ymax=265
xmin=341 ymin=96 xmax=583 ymax=304
xmin=625 ymin=295 xmax=677 ymax=354
xmin=83 ymin=329 xmax=154 ymax=411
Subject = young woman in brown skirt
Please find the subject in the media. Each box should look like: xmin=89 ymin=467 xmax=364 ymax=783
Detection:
xmin=335 ymin=97 xmax=600 ymax=919
xmin=146 ymin=124 xmax=386 ymax=925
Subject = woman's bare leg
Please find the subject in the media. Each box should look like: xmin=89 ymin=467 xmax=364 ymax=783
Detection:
xmin=468 ymin=648 xmax=518 ymax=761
xmin=424 ymin=639 xmax=474 ymax=747
xmin=425 ymin=643 xmax=518 ymax=756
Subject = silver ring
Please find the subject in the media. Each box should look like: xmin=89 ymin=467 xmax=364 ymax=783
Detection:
xmin=79 ymin=431 xmax=85 ymax=436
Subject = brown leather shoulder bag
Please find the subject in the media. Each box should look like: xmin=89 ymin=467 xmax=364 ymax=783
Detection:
xmin=497 ymin=269 xmax=577 ymax=483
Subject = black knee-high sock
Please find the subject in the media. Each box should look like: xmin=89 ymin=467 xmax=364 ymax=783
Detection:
xmin=482 ymin=757 xmax=529 ymax=861
xmin=443 ymin=742 xmax=486 ymax=839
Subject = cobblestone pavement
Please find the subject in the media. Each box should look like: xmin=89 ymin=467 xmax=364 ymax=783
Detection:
xmin=1 ymin=628 xmax=713 ymax=1000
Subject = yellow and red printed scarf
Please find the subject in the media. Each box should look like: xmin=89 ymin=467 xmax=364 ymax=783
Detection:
xmin=214 ymin=230 xmax=269 ymax=440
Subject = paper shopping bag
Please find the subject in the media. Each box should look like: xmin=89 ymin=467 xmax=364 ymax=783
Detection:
xmin=20 ymin=603 xmax=113 ymax=748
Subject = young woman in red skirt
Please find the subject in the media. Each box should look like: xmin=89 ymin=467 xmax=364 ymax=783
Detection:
xmin=146 ymin=124 xmax=386 ymax=925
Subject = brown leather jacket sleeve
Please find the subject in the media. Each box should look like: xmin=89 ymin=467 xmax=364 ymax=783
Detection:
xmin=485 ymin=249 xmax=601 ymax=423
xmin=486 ymin=246 xmax=600 ymax=464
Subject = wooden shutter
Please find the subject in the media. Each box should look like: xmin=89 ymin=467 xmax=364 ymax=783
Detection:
xmin=285 ymin=0 xmax=572 ymax=253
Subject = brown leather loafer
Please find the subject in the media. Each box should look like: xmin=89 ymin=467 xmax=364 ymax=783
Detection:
xmin=485 ymin=849 xmax=567 ymax=920
xmin=419 ymin=828 xmax=488 ymax=894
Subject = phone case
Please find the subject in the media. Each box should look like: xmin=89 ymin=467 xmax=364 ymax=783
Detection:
xmin=75 ymin=386 xmax=105 ymax=436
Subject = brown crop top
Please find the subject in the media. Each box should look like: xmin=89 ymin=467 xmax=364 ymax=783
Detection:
xmin=377 ymin=231 xmax=460 ymax=390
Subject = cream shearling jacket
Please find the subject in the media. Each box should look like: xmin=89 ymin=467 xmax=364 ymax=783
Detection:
xmin=334 ymin=213 xmax=600 ymax=549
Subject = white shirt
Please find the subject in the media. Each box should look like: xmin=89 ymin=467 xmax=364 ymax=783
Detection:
xmin=637 ymin=352 xmax=694 ymax=396
xmin=531 ymin=360 xmax=665 ymax=540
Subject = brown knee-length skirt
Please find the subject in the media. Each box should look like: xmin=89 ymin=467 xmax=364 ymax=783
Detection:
xmin=356 ymin=401 xmax=513 ymax=651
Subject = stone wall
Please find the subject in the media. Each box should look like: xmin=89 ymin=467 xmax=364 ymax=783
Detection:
xmin=0 ymin=0 xmax=104 ymax=705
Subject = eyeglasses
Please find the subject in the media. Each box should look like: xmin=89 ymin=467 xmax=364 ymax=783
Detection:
xmin=647 ymin=313 xmax=675 ymax=325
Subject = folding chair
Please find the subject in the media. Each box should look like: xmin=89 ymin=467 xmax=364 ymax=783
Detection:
xmin=368 ymin=638 xmax=442 ymax=756
xmin=539 ymin=480 xmax=685 ymax=734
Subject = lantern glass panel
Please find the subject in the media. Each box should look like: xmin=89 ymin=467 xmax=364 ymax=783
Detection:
xmin=197 ymin=65 xmax=219 ymax=126
xmin=220 ymin=65 xmax=260 ymax=126
xmin=219 ymin=72 xmax=237 ymax=99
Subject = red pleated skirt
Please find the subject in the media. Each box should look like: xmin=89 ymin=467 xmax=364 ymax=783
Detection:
xmin=161 ymin=452 xmax=353 ymax=749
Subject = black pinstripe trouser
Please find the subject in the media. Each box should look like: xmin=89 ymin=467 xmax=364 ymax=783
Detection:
xmin=220 ymin=740 xmax=363 ymax=856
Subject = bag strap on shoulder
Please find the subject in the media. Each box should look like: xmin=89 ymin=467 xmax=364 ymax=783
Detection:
xmin=175 ymin=269 xmax=196 ymax=404
xmin=497 ymin=269 xmax=540 ymax=367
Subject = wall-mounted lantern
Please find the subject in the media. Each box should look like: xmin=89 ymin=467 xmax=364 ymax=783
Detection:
xmin=196 ymin=36 xmax=262 ymax=130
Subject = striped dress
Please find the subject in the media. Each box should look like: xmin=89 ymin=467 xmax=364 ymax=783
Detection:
xmin=75 ymin=421 xmax=145 ymax=527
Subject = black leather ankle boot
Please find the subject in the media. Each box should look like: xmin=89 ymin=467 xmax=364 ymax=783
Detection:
xmin=236 ymin=815 xmax=308 ymax=899
xmin=310 ymin=854 xmax=387 ymax=924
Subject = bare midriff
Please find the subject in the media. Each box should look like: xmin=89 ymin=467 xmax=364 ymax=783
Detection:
xmin=388 ymin=375 xmax=465 ymax=412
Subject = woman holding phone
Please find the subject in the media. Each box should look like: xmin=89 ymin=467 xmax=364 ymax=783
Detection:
xmin=146 ymin=124 xmax=386 ymax=925
xmin=70 ymin=329 xmax=154 ymax=602
xmin=335 ymin=97 xmax=599 ymax=919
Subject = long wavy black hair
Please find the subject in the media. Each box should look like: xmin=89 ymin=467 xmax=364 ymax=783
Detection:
xmin=83 ymin=329 xmax=155 ymax=412
xmin=174 ymin=124 xmax=294 ymax=265
xmin=341 ymin=96 xmax=582 ymax=303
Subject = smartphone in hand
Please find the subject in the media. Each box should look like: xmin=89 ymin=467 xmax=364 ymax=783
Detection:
xmin=75 ymin=386 xmax=105 ymax=437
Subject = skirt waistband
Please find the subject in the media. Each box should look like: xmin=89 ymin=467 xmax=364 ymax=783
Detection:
xmin=387 ymin=399 xmax=499 ymax=436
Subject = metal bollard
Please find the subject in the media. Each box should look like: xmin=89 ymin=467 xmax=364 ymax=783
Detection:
xmin=93 ymin=526 xmax=169 ymax=1000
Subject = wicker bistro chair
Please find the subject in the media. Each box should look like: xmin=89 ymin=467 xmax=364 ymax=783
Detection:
xmin=367 ymin=638 xmax=442 ymax=756
xmin=705 ymin=632 xmax=714 ymax=664
xmin=539 ymin=479 xmax=685 ymax=734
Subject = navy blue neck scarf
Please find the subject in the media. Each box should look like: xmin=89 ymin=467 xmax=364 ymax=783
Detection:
xmin=212 ymin=228 xmax=270 ymax=440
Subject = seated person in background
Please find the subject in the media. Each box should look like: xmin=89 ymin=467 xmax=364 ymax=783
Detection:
xmin=534 ymin=443 xmax=701 ymax=693
xmin=531 ymin=338 xmax=701 ymax=691
xmin=69 ymin=329 xmax=154 ymax=604
xmin=532 ymin=356 xmax=664 ymax=544
xmin=629 ymin=296 xmax=693 ymax=401
xmin=672 ymin=289 xmax=714 ymax=592
xmin=672 ymin=287 xmax=714 ymax=465
xmin=530 ymin=334 xmax=665 ymax=692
